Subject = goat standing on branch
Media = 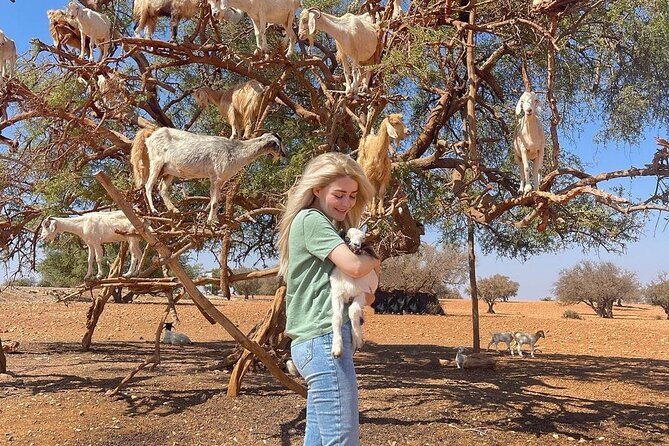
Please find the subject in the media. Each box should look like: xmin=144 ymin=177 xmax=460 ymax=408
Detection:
xmin=298 ymin=8 xmax=380 ymax=95
xmin=47 ymin=9 xmax=91 ymax=57
xmin=0 ymin=30 xmax=17 ymax=83
xmin=357 ymin=113 xmax=409 ymax=216
xmin=66 ymin=1 xmax=112 ymax=62
xmin=133 ymin=0 xmax=200 ymax=42
xmin=131 ymin=128 xmax=285 ymax=224
xmin=39 ymin=211 xmax=143 ymax=280
xmin=193 ymin=80 xmax=264 ymax=139
xmin=207 ymin=0 xmax=300 ymax=57
xmin=513 ymin=91 xmax=546 ymax=194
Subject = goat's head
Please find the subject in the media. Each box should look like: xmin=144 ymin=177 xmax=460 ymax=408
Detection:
xmin=39 ymin=217 xmax=59 ymax=243
xmin=344 ymin=227 xmax=366 ymax=254
xmin=515 ymin=91 xmax=541 ymax=117
xmin=66 ymin=1 xmax=81 ymax=19
xmin=164 ymin=322 xmax=175 ymax=331
xmin=384 ymin=113 xmax=409 ymax=142
xmin=298 ymin=8 xmax=321 ymax=46
xmin=536 ymin=330 xmax=545 ymax=339
xmin=192 ymin=88 xmax=209 ymax=109
xmin=260 ymin=133 xmax=286 ymax=161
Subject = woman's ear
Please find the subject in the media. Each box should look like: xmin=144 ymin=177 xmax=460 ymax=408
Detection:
xmin=312 ymin=187 xmax=322 ymax=198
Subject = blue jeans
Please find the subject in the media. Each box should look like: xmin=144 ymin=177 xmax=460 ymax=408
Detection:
xmin=290 ymin=321 xmax=360 ymax=446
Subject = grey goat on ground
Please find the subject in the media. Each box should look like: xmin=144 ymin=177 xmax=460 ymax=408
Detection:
xmin=162 ymin=322 xmax=192 ymax=345
xmin=487 ymin=332 xmax=514 ymax=354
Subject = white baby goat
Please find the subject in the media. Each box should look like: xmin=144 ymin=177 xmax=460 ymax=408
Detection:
xmin=329 ymin=228 xmax=379 ymax=358
xmin=66 ymin=1 xmax=112 ymax=62
xmin=130 ymin=128 xmax=284 ymax=224
xmin=511 ymin=330 xmax=545 ymax=358
xmin=487 ymin=332 xmax=514 ymax=354
xmin=513 ymin=91 xmax=546 ymax=194
xmin=455 ymin=347 xmax=466 ymax=369
xmin=39 ymin=211 xmax=142 ymax=280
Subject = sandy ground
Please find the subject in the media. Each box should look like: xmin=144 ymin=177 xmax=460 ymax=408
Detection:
xmin=0 ymin=287 xmax=667 ymax=446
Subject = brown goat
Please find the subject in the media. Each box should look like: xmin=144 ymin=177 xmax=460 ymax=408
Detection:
xmin=356 ymin=113 xmax=409 ymax=216
xmin=47 ymin=9 xmax=91 ymax=57
xmin=193 ymin=80 xmax=264 ymax=139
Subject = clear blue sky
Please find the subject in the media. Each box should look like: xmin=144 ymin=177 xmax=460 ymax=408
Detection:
xmin=2 ymin=2 xmax=668 ymax=299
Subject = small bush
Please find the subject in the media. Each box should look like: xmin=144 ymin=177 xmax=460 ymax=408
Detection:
xmin=655 ymin=315 xmax=664 ymax=320
xmin=563 ymin=310 xmax=583 ymax=320
xmin=540 ymin=296 xmax=554 ymax=301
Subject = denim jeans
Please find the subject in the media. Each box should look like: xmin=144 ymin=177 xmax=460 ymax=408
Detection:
xmin=290 ymin=321 xmax=360 ymax=446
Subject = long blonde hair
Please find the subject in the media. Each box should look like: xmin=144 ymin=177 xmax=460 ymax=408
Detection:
xmin=278 ymin=152 xmax=374 ymax=277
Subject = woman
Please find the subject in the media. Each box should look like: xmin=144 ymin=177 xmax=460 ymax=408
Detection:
xmin=278 ymin=152 xmax=380 ymax=445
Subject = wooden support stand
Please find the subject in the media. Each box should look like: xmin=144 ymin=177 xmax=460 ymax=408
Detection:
xmin=95 ymin=171 xmax=306 ymax=398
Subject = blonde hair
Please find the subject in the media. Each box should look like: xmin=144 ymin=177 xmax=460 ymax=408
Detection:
xmin=277 ymin=152 xmax=374 ymax=278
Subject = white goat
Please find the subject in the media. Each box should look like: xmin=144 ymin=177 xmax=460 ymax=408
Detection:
xmin=0 ymin=30 xmax=17 ymax=81
xmin=133 ymin=0 xmax=200 ymax=41
xmin=47 ymin=9 xmax=90 ymax=56
xmin=193 ymin=80 xmax=264 ymax=139
xmin=39 ymin=211 xmax=143 ymax=280
xmin=298 ymin=8 xmax=380 ymax=95
xmin=513 ymin=91 xmax=546 ymax=194
xmin=207 ymin=0 xmax=300 ymax=57
xmin=329 ymin=228 xmax=379 ymax=358
xmin=162 ymin=322 xmax=193 ymax=345
xmin=66 ymin=1 xmax=112 ymax=62
xmin=511 ymin=330 xmax=545 ymax=358
xmin=357 ymin=113 xmax=409 ymax=216
xmin=130 ymin=128 xmax=284 ymax=224
xmin=487 ymin=332 xmax=514 ymax=354
xmin=454 ymin=347 xmax=466 ymax=369
xmin=391 ymin=0 xmax=404 ymax=19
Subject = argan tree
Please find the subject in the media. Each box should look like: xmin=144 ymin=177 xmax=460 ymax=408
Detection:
xmin=644 ymin=273 xmax=669 ymax=319
xmin=553 ymin=261 xmax=640 ymax=318
xmin=476 ymin=274 xmax=519 ymax=313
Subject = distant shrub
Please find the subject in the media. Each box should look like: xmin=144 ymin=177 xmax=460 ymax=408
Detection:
xmin=540 ymin=296 xmax=554 ymax=301
xmin=655 ymin=315 xmax=664 ymax=320
xmin=563 ymin=310 xmax=583 ymax=320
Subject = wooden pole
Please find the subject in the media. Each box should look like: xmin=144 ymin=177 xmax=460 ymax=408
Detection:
xmin=94 ymin=171 xmax=306 ymax=398
xmin=0 ymin=338 xmax=6 ymax=373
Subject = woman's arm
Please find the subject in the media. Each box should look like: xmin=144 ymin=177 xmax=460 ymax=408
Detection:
xmin=327 ymin=243 xmax=380 ymax=279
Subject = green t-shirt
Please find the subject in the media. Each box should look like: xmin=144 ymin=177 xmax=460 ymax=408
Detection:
xmin=285 ymin=208 xmax=346 ymax=345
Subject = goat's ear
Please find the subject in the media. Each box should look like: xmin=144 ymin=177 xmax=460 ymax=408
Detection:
xmin=385 ymin=121 xmax=398 ymax=139
xmin=515 ymin=97 xmax=523 ymax=115
xmin=308 ymin=12 xmax=317 ymax=36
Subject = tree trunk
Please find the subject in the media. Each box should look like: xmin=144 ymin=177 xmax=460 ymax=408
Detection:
xmin=487 ymin=302 xmax=495 ymax=314
xmin=616 ymin=298 xmax=623 ymax=307
xmin=468 ymin=218 xmax=480 ymax=352
xmin=0 ymin=338 xmax=6 ymax=374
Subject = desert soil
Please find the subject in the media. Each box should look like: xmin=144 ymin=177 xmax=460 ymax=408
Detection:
xmin=0 ymin=287 xmax=667 ymax=446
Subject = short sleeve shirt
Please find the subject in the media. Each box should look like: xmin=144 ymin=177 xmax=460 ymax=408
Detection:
xmin=285 ymin=208 xmax=346 ymax=345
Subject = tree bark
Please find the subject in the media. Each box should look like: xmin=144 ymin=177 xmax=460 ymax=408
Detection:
xmin=486 ymin=302 xmax=495 ymax=314
xmin=468 ymin=218 xmax=480 ymax=352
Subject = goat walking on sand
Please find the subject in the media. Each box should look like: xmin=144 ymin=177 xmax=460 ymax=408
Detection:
xmin=298 ymin=8 xmax=380 ymax=95
xmin=207 ymin=0 xmax=300 ymax=57
xmin=66 ymin=1 xmax=112 ymax=62
xmin=39 ymin=211 xmax=143 ymax=280
xmin=329 ymin=228 xmax=379 ymax=358
xmin=511 ymin=330 xmax=545 ymax=358
xmin=357 ymin=113 xmax=409 ymax=216
xmin=193 ymin=81 xmax=264 ymax=139
xmin=513 ymin=91 xmax=546 ymax=194
xmin=131 ymin=127 xmax=284 ymax=224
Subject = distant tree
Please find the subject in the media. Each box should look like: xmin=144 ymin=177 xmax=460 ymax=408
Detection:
xmin=475 ymin=274 xmax=519 ymax=314
xmin=230 ymin=266 xmax=279 ymax=298
xmin=644 ymin=273 xmax=669 ymax=319
xmin=380 ymin=244 xmax=467 ymax=295
xmin=553 ymin=261 xmax=639 ymax=318
xmin=37 ymin=245 xmax=91 ymax=287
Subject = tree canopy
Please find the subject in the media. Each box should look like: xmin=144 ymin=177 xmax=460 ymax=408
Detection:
xmin=1 ymin=0 xmax=668 ymax=286
xmin=475 ymin=274 xmax=519 ymax=313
